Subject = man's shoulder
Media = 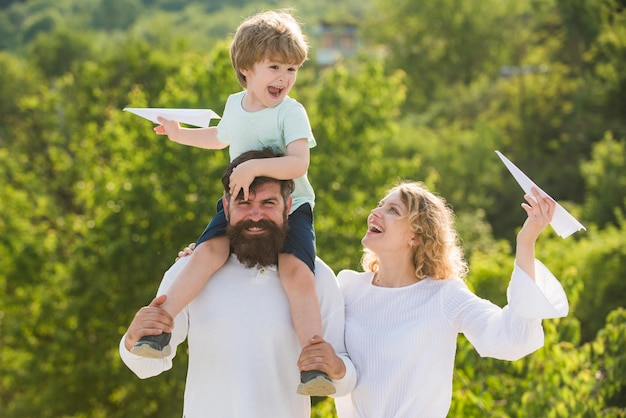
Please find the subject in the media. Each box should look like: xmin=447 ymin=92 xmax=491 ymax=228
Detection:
xmin=314 ymin=257 xmax=335 ymax=276
xmin=313 ymin=258 xmax=343 ymax=304
xmin=313 ymin=258 xmax=338 ymax=288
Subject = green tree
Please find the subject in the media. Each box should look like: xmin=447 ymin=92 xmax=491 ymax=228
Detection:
xmin=0 ymin=32 xmax=232 ymax=418
xmin=581 ymin=133 xmax=626 ymax=228
xmin=364 ymin=0 xmax=524 ymax=110
xmin=303 ymin=59 xmax=406 ymax=270
xmin=1 ymin=1 xmax=626 ymax=416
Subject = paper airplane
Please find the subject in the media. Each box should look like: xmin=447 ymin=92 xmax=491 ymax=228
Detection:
xmin=496 ymin=150 xmax=585 ymax=238
xmin=124 ymin=108 xmax=221 ymax=128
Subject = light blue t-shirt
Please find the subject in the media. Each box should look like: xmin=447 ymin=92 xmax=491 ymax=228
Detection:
xmin=217 ymin=91 xmax=316 ymax=211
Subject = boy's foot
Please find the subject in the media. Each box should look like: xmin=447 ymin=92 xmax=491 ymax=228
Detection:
xmin=296 ymin=370 xmax=336 ymax=396
xmin=130 ymin=332 xmax=172 ymax=358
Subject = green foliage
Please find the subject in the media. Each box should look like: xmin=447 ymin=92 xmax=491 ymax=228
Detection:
xmin=306 ymin=59 xmax=407 ymax=271
xmin=26 ymin=27 xmax=94 ymax=77
xmin=1 ymin=0 xmax=625 ymax=417
xmin=581 ymin=132 xmax=626 ymax=228
xmin=585 ymin=0 xmax=626 ymax=127
xmin=311 ymin=397 xmax=337 ymax=418
xmin=565 ymin=222 xmax=626 ymax=343
xmin=364 ymin=0 xmax=525 ymax=110
xmin=593 ymin=308 xmax=626 ymax=413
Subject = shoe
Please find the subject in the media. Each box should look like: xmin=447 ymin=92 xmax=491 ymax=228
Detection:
xmin=130 ymin=332 xmax=172 ymax=358
xmin=296 ymin=370 xmax=336 ymax=396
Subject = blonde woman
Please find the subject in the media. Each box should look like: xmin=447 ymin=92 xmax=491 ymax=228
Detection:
xmin=298 ymin=181 xmax=568 ymax=417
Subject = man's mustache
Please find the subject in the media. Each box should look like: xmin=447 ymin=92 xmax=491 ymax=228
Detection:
xmin=236 ymin=219 xmax=279 ymax=232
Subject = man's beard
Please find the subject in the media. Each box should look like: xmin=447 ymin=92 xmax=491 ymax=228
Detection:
xmin=226 ymin=218 xmax=288 ymax=268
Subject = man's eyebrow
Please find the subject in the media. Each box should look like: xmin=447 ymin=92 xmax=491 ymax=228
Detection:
xmin=233 ymin=193 xmax=280 ymax=203
xmin=233 ymin=193 xmax=253 ymax=203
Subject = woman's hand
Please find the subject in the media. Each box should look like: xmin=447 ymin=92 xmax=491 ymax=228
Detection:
xmin=518 ymin=187 xmax=556 ymax=244
xmin=515 ymin=187 xmax=556 ymax=280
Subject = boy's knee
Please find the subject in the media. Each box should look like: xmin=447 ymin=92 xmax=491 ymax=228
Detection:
xmin=201 ymin=236 xmax=229 ymax=249
xmin=195 ymin=237 xmax=230 ymax=258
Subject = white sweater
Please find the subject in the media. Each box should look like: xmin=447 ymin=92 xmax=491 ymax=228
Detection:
xmin=120 ymin=255 xmax=356 ymax=418
xmin=334 ymin=260 xmax=568 ymax=418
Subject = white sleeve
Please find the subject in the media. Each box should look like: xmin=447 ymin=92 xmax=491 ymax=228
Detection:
xmin=315 ymin=258 xmax=357 ymax=396
xmin=119 ymin=258 xmax=191 ymax=379
xmin=507 ymin=259 xmax=569 ymax=319
xmin=448 ymin=259 xmax=568 ymax=361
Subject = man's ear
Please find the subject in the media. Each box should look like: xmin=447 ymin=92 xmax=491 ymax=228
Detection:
xmin=222 ymin=195 xmax=229 ymax=220
xmin=285 ymin=196 xmax=293 ymax=214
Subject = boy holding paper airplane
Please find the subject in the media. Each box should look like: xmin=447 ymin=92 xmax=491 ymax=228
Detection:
xmin=130 ymin=9 xmax=335 ymax=396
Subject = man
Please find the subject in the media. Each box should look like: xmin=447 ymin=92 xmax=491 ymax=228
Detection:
xmin=119 ymin=148 xmax=356 ymax=418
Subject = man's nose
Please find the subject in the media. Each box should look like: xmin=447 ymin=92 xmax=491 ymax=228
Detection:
xmin=247 ymin=206 xmax=264 ymax=221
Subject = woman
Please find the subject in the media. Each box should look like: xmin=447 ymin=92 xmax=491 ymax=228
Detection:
xmin=299 ymin=181 xmax=568 ymax=417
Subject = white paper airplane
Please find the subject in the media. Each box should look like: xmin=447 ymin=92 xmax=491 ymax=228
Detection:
xmin=124 ymin=108 xmax=221 ymax=128
xmin=496 ymin=150 xmax=585 ymax=238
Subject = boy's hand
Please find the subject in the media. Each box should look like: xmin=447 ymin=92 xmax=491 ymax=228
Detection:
xmin=154 ymin=117 xmax=182 ymax=142
xmin=229 ymin=160 xmax=257 ymax=201
xmin=176 ymin=243 xmax=195 ymax=261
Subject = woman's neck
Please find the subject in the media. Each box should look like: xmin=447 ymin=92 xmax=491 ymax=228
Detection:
xmin=372 ymin=258 xmax=420 ymax=288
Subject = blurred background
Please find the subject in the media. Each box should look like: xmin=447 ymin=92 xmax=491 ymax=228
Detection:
xmin=0 ymin=0 xmax=625 ymax=416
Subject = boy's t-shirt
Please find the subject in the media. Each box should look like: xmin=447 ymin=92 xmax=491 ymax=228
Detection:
xmin=217 ymin=91 xmax=316 ymax=212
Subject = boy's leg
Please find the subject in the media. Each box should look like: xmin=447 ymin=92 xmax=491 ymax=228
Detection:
xmin=279 ymin=253 xmax=336 ymax=396
xmin=130 ymin=236 xmax=229 ymax=358
xmin=162 ymin=236 xmax=230 ymax=317
xmin=278 ymin=253 xmax=323 ymax=349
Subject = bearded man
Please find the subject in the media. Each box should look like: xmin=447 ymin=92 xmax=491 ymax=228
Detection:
xmin=119 ymin=148 xmax=356 ymax=418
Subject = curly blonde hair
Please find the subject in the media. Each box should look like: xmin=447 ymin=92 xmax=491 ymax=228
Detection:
xmin=362 ymin=181 xmax=468 ymax=280
xmin=230 ymin=10 xmax=309 ymax=88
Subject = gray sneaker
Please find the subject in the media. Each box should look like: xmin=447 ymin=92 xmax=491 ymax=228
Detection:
xmin=297 ymin=370 xmax=336 ymax=396
xmin=130 ymin=332 xmax=172 ymax=358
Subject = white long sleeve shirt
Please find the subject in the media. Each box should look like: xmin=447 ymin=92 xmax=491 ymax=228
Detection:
xmin=120 ymin=255 xmax=356 ymax=418
xmin=334 ymin=260 xmax=568 ymax=418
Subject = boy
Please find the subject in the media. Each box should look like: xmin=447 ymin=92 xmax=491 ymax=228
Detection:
xmin=131 ymin=10 xmax=334 ymax=396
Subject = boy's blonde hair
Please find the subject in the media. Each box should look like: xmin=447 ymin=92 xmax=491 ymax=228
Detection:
xmin=230 ymin=10 xmax=309 ymax=88
xmin=362 ymin=181 xmax=469 ymax=281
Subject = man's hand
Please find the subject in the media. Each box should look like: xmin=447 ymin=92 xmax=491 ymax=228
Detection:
xmin=297 ymin=335 xmax=346 ymax=380
xmin=124 ymin=294 xmax=174 ymax=351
